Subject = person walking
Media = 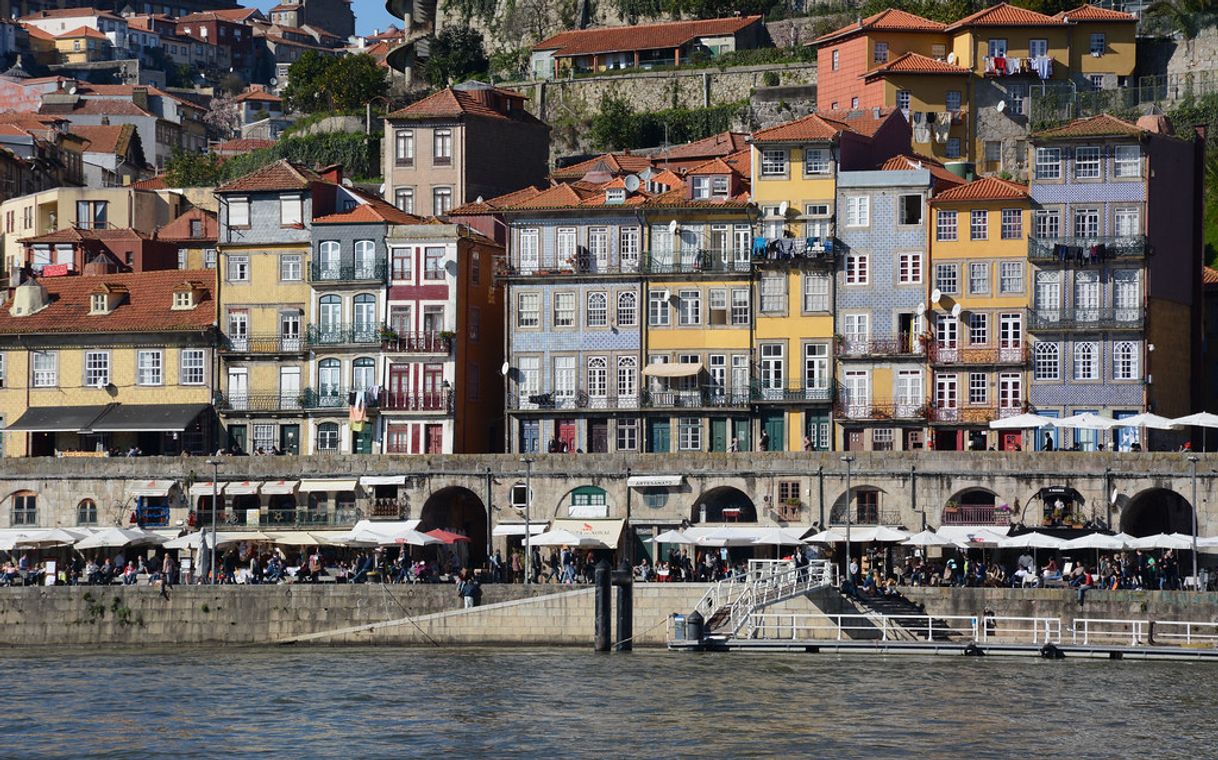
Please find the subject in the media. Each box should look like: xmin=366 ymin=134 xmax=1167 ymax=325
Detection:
xmin=160 ymin=552 xmax=175 ymax=600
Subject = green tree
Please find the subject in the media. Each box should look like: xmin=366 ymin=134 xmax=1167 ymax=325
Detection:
xmin=283 ymin=52 xmax=389 ymax=114
xmin=589 ymin=93 xmax=638 ymax=151
xmin=1145 ymin=0 xmax=1218 ymax=38
xmin=423 ymin=27 xmax=490 ymax=87
xmin=164 ymin=148 xmax=222 ymax=187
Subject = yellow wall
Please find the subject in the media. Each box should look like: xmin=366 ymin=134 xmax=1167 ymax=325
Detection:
xmin=952 ymin=27 xmax=1070 ymax=74
xmin=1069 ymin=22 xmax=1136 ymax=76
xmin=867 ymin=31 xmax=951 ymax=62
xmin=928 ymin=200 xmax=1030 ymax=312
xmin=880 ymin=74 xmax=970 ymax=161
xmin=751 ymin=148 xmax=837 ymax=233
xmin=647 ymin=278 xmax=752 ymax=353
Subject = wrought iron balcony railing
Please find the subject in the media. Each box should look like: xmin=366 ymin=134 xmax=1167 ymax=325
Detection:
xmin=306 ymin=323 xmax=381 ymax=346
xmin=217 ymin=387 xmax=378 ymax=412
xmin=836 ymin=335 xmax=925 ymax=358
xmin=928 ymin=404 xmax=1026 ymax=424
xmin=834 ymin=400 xmax=929 ymax=421
xmin=750 ymin=382 xmax=835 ymax=403
xmin=222 ymin=333 xmax=306 ymax=353
xmin=381 ymin=391 xmax=451 ymax=412
xmin=1028 ymin=307 xmax=1145 ymax=330
xmin=1027 ymin=235 xmax=1148 ymax=263
xmin=310 ymin=260 xmax=387 ymax=282
xmin=928 ymin=342 xmax=1028 ymax=366
xmin=380 ymin=331 xmax=451 ymax=353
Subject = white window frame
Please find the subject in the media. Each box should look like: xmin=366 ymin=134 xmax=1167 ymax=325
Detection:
xmin=517 ymin=292 xmax=540 ymax=328
xmin=936 ymin=210 xmax=957 ymax=242
xmin=1074 ymin=146 xmax=1101 ymax=179
xmin=84 ymin=350 xmax=110 ymax=387
xmin=1035 ymin=147 xmax=1062 ymax=180
xmin=181 ymin=348 xmax=205 ymax=385
xmin=1114 ymin=145 xmax=1141 ymax=178
xmin=136 ymin=349 xmax=163 ymax=386
xmin=32 ymin=351 xmax=57 ymax=387
xmin=1000 ymin=261 xmax=1024 ymax=294
xmin=760 ymin=149 xmax=787 ymax=177
xmin=845 ymin=252 xmax=869 ymax=285
xmin=844 ymin=196 xmax=870 ymax=228
xmin=970 ymin=209 xmax=988 ymax=241
xmin=1034 ymin=342 xmax=1060 ymax=381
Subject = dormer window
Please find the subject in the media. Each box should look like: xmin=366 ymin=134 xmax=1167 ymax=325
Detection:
xmin=280 ymin=194 xmax=303 ymax=226
xmin=189 ymin=219 xmax=203 ymax=238
xmin=173 ymin=290 xmax=194 ymax=309
xmin=692 ymin=177 xmax=711 ymax=199
xmin=90 ymin=293 xmax=108 ymax=313
xmin=711 ymin=176 xmax=729 ymax=198
xmin=606 ymin=188 xmax=626 ymax=204
xmin=647 ymin=180 xmax=670 ymax=194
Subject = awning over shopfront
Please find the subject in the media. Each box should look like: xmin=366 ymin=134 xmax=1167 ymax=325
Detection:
xmin=492 ymin=522 xmax=547 ymax=537
xmin=298 ymin=479 xmax=359 ymax=492
xmin=936 ymin=525 xmax=1010 ymax=546
xmin=127 ymin=479 xmax=177 ymax=498
xmin=6 ymin=405 xmax=110 ymax=432
xmin=642 ymin=362 xmax=703 ymax=378
xmin=261 ymin=480 xmax=298 ymax=495
xmin=224 ymin=481 xmax=263 ymax=496
xmin=87 ymin=403 xmax=209 ymax=432
xmin=627 ymin=475 xmax=683 ymax=488
xmin=359 ymin=475 xmax=407 ymax=487
xmin=550 ymin=518 xmax=626 ymax=549
xmin=188 ymin=481 xmax=219 ymax=498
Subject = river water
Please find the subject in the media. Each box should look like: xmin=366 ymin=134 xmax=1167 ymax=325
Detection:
xmin=1 ymin=647 xmax=1212 ymax=757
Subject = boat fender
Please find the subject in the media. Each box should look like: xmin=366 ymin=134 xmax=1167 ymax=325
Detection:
xmin=963 ymin=642 xmax=984 ymax=657
xmin=1040 ymin=643 xmax=1065 ymax=659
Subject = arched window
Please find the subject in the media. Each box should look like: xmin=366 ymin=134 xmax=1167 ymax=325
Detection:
xmin=587 ymin=292 xmax=608 ymax=327
xmin=587 ymin=356 xmax=607 ymax=398
xmin=316 ymin=422 xmax=340 ymax=451
xmin=1033 ymin=342 xmax=1059 ymax=381
xmin=318 ymin=294 xmax=341 ymax=339
xmin=77 ymin=498 xmax=97 ymax=525
xmin=353 ymin=356 xmax=376 ymax=391
xmin=318 ymin=358 xmax=341 ymax=398
xmin=11 ymin=491 xmax=36 ymax=526
xmin=353 ymin=293 xmax=376 ymax=339
xmin=617 ymin=356 xmax=637 ymax=399
xmin=353 ymin=240 xmax=376 ymax=278
xmin=1073 ymin=341 xmax=1098 ymax=381
xmin=616 ymin=291 xmax=637 ymax=326
xmin=317 ymin=240 xmax=340 ymax=278
xmin=1113 ymin=341 xmax=1139 ymax=380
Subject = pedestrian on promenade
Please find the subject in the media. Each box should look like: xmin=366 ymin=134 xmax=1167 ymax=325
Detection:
xmin=161 ymin=553 xmax=175 ymax=600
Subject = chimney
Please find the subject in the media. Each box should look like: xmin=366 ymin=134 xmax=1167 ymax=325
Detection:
xmin=319 ymin=163 xmax=342 ymax=184
xmin=131 ymin=86 xmax=148 ymax=112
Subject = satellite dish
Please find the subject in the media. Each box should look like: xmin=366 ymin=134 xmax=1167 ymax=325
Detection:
xmin=996 ymin=100 xmax=1007 ymax=113
xmin=378 ymin=183 xmax=386 ymax=195
xmin=342 ymin=178 xmax=353 ymax=187
xmin=668 ymin=219 xmax=679 ymax=234
xmin=931 ymin=288 xmax=942 ymax=304
xmin=778 ymin=200 xmax=789 ymax=216
xmin=624 ymin=174 xmax=641 ymax=193
xmin=946 ymin=52 xmax=956 ymax=65
xmin=1110 ymin=489 xmax=1120 ymax=505
xmin=476 ymin=195 xmax=484 ymax=203
xmin=68 ymin=85 xmax=77 ymax=94
xmin=951 ymin=304 xmax=962 ymax=318
xmin=500 ymin=362 xmax=510 ymax=377
xmin=270 ymin=77 xmax=278 ymax=86
xmin=916 ymin=301 xmax=926 ymax=314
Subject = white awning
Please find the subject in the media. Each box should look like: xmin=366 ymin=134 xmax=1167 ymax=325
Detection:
xmin=261 ymin=480 xmax=298 ymax=495
xmin=224 ymin=480 xmax=263 ymax=496
xmin=188 ymin=481 xmax=220 ymax=497
xmin=359 ymin=475 xmax=407 ymax=487
xmin=127 ymin=479 xmax=177 ymax=497
xmin=492 ymin=522 xmax=547 ymax=537
xmin=298 ymin=478 xmax=359 ymax=492
xmin=627 ymin=475 xmax=683 ymax=488
xmin=642 ymin=362 xmax=703 ymax=378
xmin=549 ymin=518 xmax=626 ymax=549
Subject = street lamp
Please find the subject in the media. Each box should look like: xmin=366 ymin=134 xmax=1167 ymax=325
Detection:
xmin=1189 ymin=454 xmax=1200 ymax=587
xmin=841 ymin=454 xmax=854 ymax=585
xmin=205 ymin=458 xmax=221 ymax=585
xmin=521 ymin=456 xmax=533 ymax=585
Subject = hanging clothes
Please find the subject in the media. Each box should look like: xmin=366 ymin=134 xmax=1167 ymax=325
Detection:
xmin=994 ymin=56 xmax=1007 ymax=75
xmin=933 ymin=113 xmax=952 ymax=144
xmin=913 ymin=122 xmax=931 ymax=144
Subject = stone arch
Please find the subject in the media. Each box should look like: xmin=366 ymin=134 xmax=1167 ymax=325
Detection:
xmin=942 ymin=487 xmax=1006 ymax=526
xmin=8 ymin=489 xmax=37 ymax=527
xmin=693 ymin=486 xmax=756 ymax=523
xmin=420 ymin=485 xmax=488 ymax=567
xmin=830 ymin=484 xmax=890 ymax=525
xmin=554 ymin=484 xmax=612 ymax=519
xmin=1121 ymin=488 xmax=1194 ymax=537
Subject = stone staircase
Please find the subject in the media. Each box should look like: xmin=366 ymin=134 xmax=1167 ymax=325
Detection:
xmin=840 ymin=588 xmax=967 ymax=642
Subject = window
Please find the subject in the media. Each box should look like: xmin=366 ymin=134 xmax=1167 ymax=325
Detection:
xmin=77 ymin=498 xmax=97 ymax=525
xmin=587 ymin=292 xmax=608 ymax=327
xmin=731 ymin=288 xmax=750 ymax=324
xmin=936 ymin=263 xmax=959 ymax=294
xmin=968 ymin=372 xmax=988 ymax=405
xmin=518 ymin=228 xmax=540 ymax=271
xmin=945 ymin=90 xmax=962 ymax=112
xmin=677 ymin=290 xmax=701 ymax=325
xmin=708 ymin=288 xmax=729 ymax=325
xmin=280 ymin=254 xmax=302 ymax=281
xmin=845 ymin=252 xmax=868 ymax=284
xmin=844 ymin=196 xmax=870 ymax=227
xmin=137 ymin=349 xmax=163 ymax=385
xmin=84 ymin=351 xmax=109 ymax=387
xmin=931 ymin=44 xmax=946 ymax=59
xmin=803 ymin=273 xmax=830 ymax=311
xmin=616 ymin=418 xmax=638 ymax=451
xmin=843 ymin=313 xmax=870 ymax=347
xmin=12 ymin=492 xmax=35 ymax=526
xmin=936 ymin=210 xmax=957 ymax=241
xmin=227 ymin=255 xmax=249 ymax=282
xmin=556 ymin=228 xmax=577 ymax=266
xmin=1035 ymin=148 xmax=1061 ymax=180
xmin=75 ymin=200 xmax=108 ymax=229
xmin=554 ymin=356 xmax=576 ymax=400
xmin=1001 ymin=209 xmax=1022 ymax=239
xmin=553 ymin=292 xmax=576 ymax=327
xmin=897 ymin=90 xmax=911 ymax=112
xmin=181 ymin=348 xmax=205 ymax=385
xmin=831 ymin=49 xmax=839 ymax=70
xmin=1089 ymin=32 xmax=1105 ymax=55
xmin=432 ymin=187 xmax=452 ymax=215
xmin=805 ymin=344 xmax=829 ymax=391
xmin=433 ymin=128 xmax=452 ymax=163
xmin=946 ymin=138 xmax=961 ymax=159
xmin=616 ymin=291 xmax=637 ymax=326
xmin=390 ymin=248 xmax=412 ymax=281
xmin=517 ymin=293 xmax=540 ymax=328
xmin=874 ymin=41 xmax=888 ymax=63
xmin=1113 ymin=341 xmax=1139 ymax=380
xmin=969 ymin=262 xmax=990 ymax=294
xmin=987 ymin=38 xmax=1007 ymax=57
xmin=423 ymin=246 xmax=445 ymax=280
xmin=1114 ymin=145 xmax=1140 ymax=178
xmin=1075 ymin=146 xmax=1101 ymax=179
xmin=1028 ymin=38 xmax=1048 ymax=58
xmin=394 ymin=129 xmax=414 ymax=165
xmin=1034 ymin=342 xmax=1060 ymax=381
xmin=691 ymin=177 xmax=711 ymax=199
xmin=1034 ymin=210 xmax=1060 ymax=239
xmin=202 ymin=248 xmax=216 ymax=270
xmin=226 ymin=196 xmax=250 ymax=227
xmin=316 ymin=422 xmax=340 ymax=452
xmin=1035 ymin=270 xmax=1061 ymax=312
xmin=620 ymin=228 xmax=640 ymax=270
xmin=1113 ymin=270 xmax=1140 ymax=315
xmin=969 ymin=313 xmax=989 ymax=345
xmin=1000 ymin=261 xmax=1024 ymax=293
xmin=280 ymin=194 xmax=302 ymax=226
xmin=760 ymin=343 xmax=785 ymax=392
xmin=616 ymin=356 xmax=637 ymax=400
xmin=395 ymin=188 xmax=414 ymax=213
xmin=1073 ymin=208 xmax=1100 ymax=238
xmin=760 ymin=272 xmax=786 ymax=313
xmin=851 ymin=97 xmax=859 ymax=109
xmin=760 ymin=149 xmax=787 ymax=177
xmin=899 ymin=194 xmax=922 ymax=225
xmin=1115 ymin=208 xmax=1140 ymax=237
xmin=586 ymin=357 xmax=607 ymax=399
xmin=1073 ymin=342 xmax=1099 ymax=380
xmin=31 ymin=351 xmax=56 ymax=387
xmin=984 ymin=140 xmax=1002 ymax=166
xmin=891 ymin=251 xmax=922 ymax=285
xmin=971 ymin=209 xmax=988 ymax=240
xmin=804 ymin=148 xmax=830 ymax=175
xmin=678 ymin=417 xmax=702 ymax=451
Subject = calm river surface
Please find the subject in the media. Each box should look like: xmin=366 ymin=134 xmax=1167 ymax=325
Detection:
xmin=0 ymin=647 xmax=1212 ymax=757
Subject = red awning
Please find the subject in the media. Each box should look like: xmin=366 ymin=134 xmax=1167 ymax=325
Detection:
xmin=425 ymin=529 xmax=471 ymax=544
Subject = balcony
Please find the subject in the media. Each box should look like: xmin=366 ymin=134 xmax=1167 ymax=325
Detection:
xmin=505 ymin=255 xmax=637 ymax=277
xmin=834 ymin=400 xmax=928 ymax=421
xmin=1028 ymin=307 xmax=1145 ymax=331
xmin=217 ymin=387 xmax=379 ymax=413
xmin=640 ymin=251 xmax=752 ymax=275
xmin=508 ymin=390 xmax=642 ymax=411
xmin=836 ymin=336 xmax=924 ymax=359
xmin=222 ymin=333 xmax=306 ymax=354
xmin=306 ymin=323 xmax=381 ymax=347
xmin=751 ymin=236 xmax=837 ymax=266
xmin=1028 ymin=235 xmax=1148 ymax=263
xmin=941 ymin=504 xmax=1012 ymax=526
xmin=261 ymin=509 xmax=364 ymax=528
xmin=643 ymin=386 xmax=752 ymax=408
xmin=928 ymin=405 xmax=1026 ymax=425
xmin=751 ymin=382 xmax=835 ymax=403
xmin=381 ymin=390 xmax=451 ymax=412
xmin=381 ymin=331 xmax=451 ymax=354
xmin=928 ymin=342 xmax=1028 ymax=366
xmin=311 ymin=260 xmax=387 ymax=282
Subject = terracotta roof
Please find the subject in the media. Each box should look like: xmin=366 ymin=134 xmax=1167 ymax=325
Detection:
xmin=752 ymin=110 xmax=895 ymax=143
xmin=929 ymin=176 xmax=1028 ymax=203
xmin=946 ymin=2 xmax=1066 ymax=30
xmin=816 ymin=8 xmax=947 ymax=44
xmin=386 ymin=85 xmax=533 ymax=122
xmin=215 ymin=159 xmax=324 ymax=193
xmin=449 ymin=186 xmax=543 ymax=215
xmin=685 ymin=157 xmax=736 ymax=176
xmin=21 ymin=227 xmax=151 ymax=245
xmin=156 ymin=208 xmax=218 ymax=242
xmin=207 ymin=7 xmax=265 ymax=21
xmin=313 ymin=189 xmax=423 ymax=225
xmin=655 ymin=131 xmax=749 ymax=162
xmin=1053 ymin=3 xmax=1137 ymax=21
xmin=132 ymin=175 xmax=167 ymax=190
xmin=214 ymin=137 xmax=275 ymax=153
xmin=866 ymin=51 xmax=970 ymax=78
xmin=40 ymin=99 xmax=153 ymax=117
xmin=550 ymin=152 xmax=655 ymax=181
xmin=21 ymin=7 xmax=124 ymax=21
xmin=234 ymin=90 xmax=282 ymax=103
xmin=56 ymin=25 xmax=109 ymax=40
xmin=0 ymin=269 xmax=214 ymax=335
xmin=881 ymin=153 xmax=966 ymax=187
xmin=1203 ymin=266 xmax=1218 ymax=287
xmin=536 ymin=16 xmax=760 ymax=57
xmin=1032 ymin=113 xmax=1144 ymax=139
xmin=71 ymin=124 xmax=134 ymax=155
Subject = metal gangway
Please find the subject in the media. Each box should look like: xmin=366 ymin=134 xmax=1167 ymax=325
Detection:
xmin=692 ymin=559 xmax=836 ymax=639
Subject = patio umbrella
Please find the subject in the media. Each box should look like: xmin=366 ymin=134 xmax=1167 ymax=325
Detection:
xmin=343 ymin=528 xmax=441 ymax=547
xmin=425 ymin=529 xmax=471 ymax=544
xmin=901 ymin=529 xmax=956 ymax=547
xmin=999 ymin=532 xmax=1067 ymax=549
xmin=529 ymin=528 xmax=603 ymax=547
xmin=988 ymin=413 xmax=1057 ymax=430
xmin=1055 ymin=413 xmax=1119 ymax=451
xmin=75 ymin=527 xmax=167 ymax=551
xmin=848 ymin=526 xmax=910 ymax=543
xmin=750 ymin=528 xmax=809 ymax=546
xmin=1172 ymin=412 xmax=1218 ymax=452
xmin=1063 ymin=533 xmax=1128 ymax=551
xmin=164 ymin=531 xmax=273 ymax=550
xmin=16 ymin=528 xmax=86 ymax=548
xmin=1118 ymin=413 xmax=1179 ymax=430
xmin=804 ymin=528 xmax=848 ymax=544
xmin=694 ymin=528 xmax=762 ymax=547
xmin=649 ymin=529 xmax=693 ymax=544
xmin=1126 ymin=533 xmax=1195 ymax=550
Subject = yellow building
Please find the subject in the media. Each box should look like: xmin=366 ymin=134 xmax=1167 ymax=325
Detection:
xmin=53 ymin=26 xmax=112 ymax=63
xmin=926 ymin=176 xmax=1031 ymax=451
xmin=0 ymin=269 xmax=218 ymax=458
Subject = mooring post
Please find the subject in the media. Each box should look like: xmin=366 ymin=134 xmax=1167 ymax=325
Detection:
xmin=614 ymin=559 xmax=633 ymax=652
xmin=594 ymin=559 xmax=611 ymax=652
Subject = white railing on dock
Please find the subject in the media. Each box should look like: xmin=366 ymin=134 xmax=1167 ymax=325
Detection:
xmin=727 ymin=561 xmax=835 ymax=637
xmin=1072 ymin=618 xmax=1218 ymax=647
xmin=746 ymin=613 xmax=1063 ymax=644
xmin=980 ymin=615 xmax=1061 ymax=644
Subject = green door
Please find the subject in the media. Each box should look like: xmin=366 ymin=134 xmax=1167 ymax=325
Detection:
xmin=647 ymin=418 xmax=670 ymax=453
xmin=353 ymin=424 xmax=373 ymax=454
xmin=805 ymin=414 xmax=829 ymax=451
xmin=762 ymin=411 xmax=785 ymax=451
xmin=710 ymin=418 xmax=728 ymax=452
xmin=227 ymin=424 xmax=247 ymax=453
xmin=733 ymin=418 xmax=750 ymax=451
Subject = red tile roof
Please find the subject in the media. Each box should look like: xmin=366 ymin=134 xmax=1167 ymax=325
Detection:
xmin=816 ymin=8 xmax=947 ymax=44
xmin=215 ymin=159 xmax=324 ymax=193
xmin=880 ymin=153 xmax=966 ymax=187
xmin=56 ymin=25 xmax=109 ymax=40
xmin=156 ymin=208 xmax=218 ymax=242
xmin=234 ymin=90 xmax=282 ymax=103
xmin=655 ymin=131 xmax=750 ymax=162
xmin=1053 ymin=3 xmax=1137 ymax=21
xmin=40 ymin=99 xmax=153 ymax=117
xmin=1203 ymin=266 xmax=1218 ymax=287
xmin=386 ymin=85 xmax=533 ymax=122
xmin=207 ymin=7 xmax=265 ymax=21
xmin=536 ymin=15 xmax=761 ymax=57
xmin=1032 ymin=113 xmax=1144 ymax=139
xmin=946 ymin=2 xmax=1066 ymax=29
xmin=449 ymin=186 xmax=543 ymax=215
xmin=314 ymin=190 xmax=423 ymax=225
xmin=929 ymin=176 xmax=1028 ymax=203
xmin=71 ymin=124 xmax=135 ymax=156
xmin=21 ymin=7 xmax=124 ymax=21
xmin=866 ymin=51 xmax=970 ymax=78
xmin=214 ymin=137 xmax=276 ymax=153
xmin=0 ymin=269 xmax=214 ymax=335
xmin=132 ymin=175 xmax=167 ymax=190
xmin=21 ymin=227 xmax=151 ymax=245
xmin=550 ymin=152 xmax=655 ymax=181
xmin=752 ymin=109 xmax=896 ymax=143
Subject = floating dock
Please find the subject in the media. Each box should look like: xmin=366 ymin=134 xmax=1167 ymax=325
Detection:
xmin=670 ymin=636 xmax=1218 ymax=660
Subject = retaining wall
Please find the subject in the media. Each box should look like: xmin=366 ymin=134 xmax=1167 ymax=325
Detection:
xmin=904 ymin=587 xmax=1218 ymax=627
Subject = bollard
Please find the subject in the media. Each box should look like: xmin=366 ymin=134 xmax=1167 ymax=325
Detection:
xmin=594 ymin=559 xmax=611 ymax=652
xmin=614 ymin=559 xmax=633 ymax=652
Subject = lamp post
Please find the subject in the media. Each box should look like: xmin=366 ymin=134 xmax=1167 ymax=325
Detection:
xmin=521 ymin=456 xmax=533 ymax=585
xmin=842 ymin=454 xmax=854 ymax=584
xmin=1189 ymin=454 xmax=1200 ymax=587
xmin=205 ymin=458 xmax=221 ymax=585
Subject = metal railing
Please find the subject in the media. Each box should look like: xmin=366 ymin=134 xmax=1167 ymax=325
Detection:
xmin=310 ymin=260 xmax=387 ymax=282
xmin=941 ymin=504 xmax=1014 ymax=526
xmin=834 ymin=401 xmax=929 ymax=421
xmin=509 ymin=390 xmax=640 ymax=411
xmin=1072 ymin=618 xmax=1218 ymax=646
xmin=641 ymin=251 xmax=752 ymax=275
xmin=721 ymin=560 xmax=836 ymax=638
xmin=751 ymin=383 xmax=834 ymax=403
xmin=306 ymin=324 xmax=381 ymax=346
xmin=981 ymin=616 xmax=1061 ymax=644
xmin=1028 ymin=307 xmax=1145 ymax=330
xmin=928 ymin=343 xmax=1028 ymax=366
xmin=222 ymin=333 xmax=305 ymax=353
xmin=1028 ymin=235 xmax=1148 ymax=262
xmin=381 ymin=391 xmax=450 ymax=412
xmin=644 ymin=387 xmax=752 ymax=408
xmin=380 ymin=331 xmax=450 ymax=353
xmin=505 ymin=257 xmax=639 ymax=276
xmin=836 ymin=336 xmax=924 ymax=358
xmin=217 ymin=387 xmax=377 ymax=412
xmin=263 ymin=510 xmax=362 ymax=528
xmin=928 ymin=405 xmax=1026 ymax=424
xmin=748 ymin=612 xmax=979 ymax=642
